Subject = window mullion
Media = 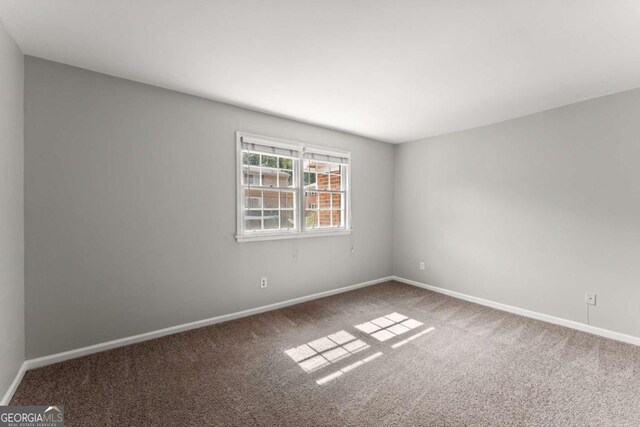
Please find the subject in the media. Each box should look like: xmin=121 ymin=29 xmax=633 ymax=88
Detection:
xmin=260 ymin=189 xmax=264 ymax=231
xmin=277 ymin=171 xmax=282 ymax=230
xmin=298 ymin=152 xmax=305 ymax=234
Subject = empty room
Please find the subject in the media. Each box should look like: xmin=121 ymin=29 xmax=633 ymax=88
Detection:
xmin=1 ymin=1 xmax=640 ymax=426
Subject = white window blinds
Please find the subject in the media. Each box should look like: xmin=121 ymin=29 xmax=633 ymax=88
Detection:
xmin=303 ymin=151 xmax=350 ymax=165
xmin=241 ymin=135 xmax=299 ymax=157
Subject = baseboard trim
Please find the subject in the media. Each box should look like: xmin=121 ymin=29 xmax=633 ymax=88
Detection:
xmin=1 ymin=362 xmax=27 ymax=405
xmin=392 ymin=276 xmax=640 ymax=347
xmin=24 ymin=276 xmax=393 ymax=371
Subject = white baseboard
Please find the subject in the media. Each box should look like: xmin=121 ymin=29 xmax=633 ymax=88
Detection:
xmin=1 ymin=362 xmax=27 ymax=405
xmin=392 ymin=276 xmax=640 ymax=347
xmin=24 ymin=276 xmax=393 ymax=371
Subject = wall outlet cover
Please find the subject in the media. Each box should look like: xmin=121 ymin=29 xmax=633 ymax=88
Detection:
xmin=585 ymin=293 xmax=596 ymax=305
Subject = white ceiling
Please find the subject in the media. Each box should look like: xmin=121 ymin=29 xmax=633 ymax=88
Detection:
xmin=2 ymin=1 xmax=640 ymax=143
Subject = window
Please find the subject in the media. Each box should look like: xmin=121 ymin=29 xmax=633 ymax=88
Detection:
xmin=236 ymin=132 xmax=351 ymax=242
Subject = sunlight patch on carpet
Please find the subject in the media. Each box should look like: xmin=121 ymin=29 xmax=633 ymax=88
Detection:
xmin=285 ymin=330 xmax=370 ymax=373
xmin=356 ymin=312 xmax=423 ymax=342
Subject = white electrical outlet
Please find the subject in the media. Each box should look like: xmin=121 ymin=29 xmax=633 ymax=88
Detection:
xmin=585 ymin=293 xmax=596 ymax=305
xmin=260 ymin=277 xmax=268 ymax=288
xmin=419 ymin=262 xmax=425 ymax=271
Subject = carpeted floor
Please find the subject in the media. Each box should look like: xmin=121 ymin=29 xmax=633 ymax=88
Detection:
xmin=11 ymin=281 xmax=640 ymax=426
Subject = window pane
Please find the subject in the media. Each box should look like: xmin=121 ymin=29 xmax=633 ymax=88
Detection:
xmin=276 ymin=169 xmax=294 ymax=188
xmin=246 ymin=197 xmax=262 ymax=209
xmin=319 ymin=192 xmax=331 ymax=209
xmin=316 ymin=171 xmax=330 ymax=190
xmin=263 ymin=210 xmax=280 ymax=230
xmin=263 ymin=190 xmax=279 ymax=209
xmin=245 ymin=219 xmax=262 ymax=231
xmin=280 ymin=211 xmax=295 ymax=229
xmin=304 ymin=171 xmax=317 ymax=187
xmin=245 ymin=210 xmax=262 ymax=231
xmin=305 ymin=192 xmax=318 ymax=209
xmin=243 ymin=152 xmax=260 ymax=166
xmin=332 ymin=193 xmax=342 ymax=209
xmin=243 ymin=171 xmax=260 ymax=185
xmin=332 ymin=210 xmax=343 ymax=227
xmin=261 ymin=155 xmax=278 ymax=167
xmin=279 ymin=157 xmax=293 ymax=170
xmin=305 ymin=211 xmax=318 ymax=228
xmin=304 ymin=160 xmax=325 ymax=173
xmin=305 ymin=161 xmax=336 ymax=190
xmin=329 ymin=171 xmax=342 ymax=190
xmin=243 ymin=189 xmax=259 ymax=206
xmin=280 ymin=191 xmax=295 ymax=209
xmin=243 ymin=189 xmax=262 ymax=207
xmin=319 ymin=211 xmax=332 ymax=227
xmin=260 ymin=168 xmax=278 ymax=187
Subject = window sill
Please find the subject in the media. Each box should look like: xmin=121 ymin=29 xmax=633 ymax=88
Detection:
xmin=236 ymin=229 xmax=352 ymax=243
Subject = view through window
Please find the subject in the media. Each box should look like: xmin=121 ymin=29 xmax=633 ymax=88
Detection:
xmin=304 ymin=160 xmax=346 ymax=229
xmin=242 ymin=151 xmax=297 ymax=232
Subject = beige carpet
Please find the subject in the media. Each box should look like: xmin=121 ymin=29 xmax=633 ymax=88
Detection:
xmin=11 ymin=281 xmax=640 ymax=426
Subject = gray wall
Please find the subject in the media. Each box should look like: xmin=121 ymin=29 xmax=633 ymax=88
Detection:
xmin=394 ymin=89 xmax=640 ymax=338
xmin=24 ymin=57 xmax=394 ymax=359
xmin=0 ymin=21 xmax=24 ymax=398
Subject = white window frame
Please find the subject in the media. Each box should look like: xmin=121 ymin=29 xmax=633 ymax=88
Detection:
xmin=236 ymin=132 xmax=351 ymax=242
